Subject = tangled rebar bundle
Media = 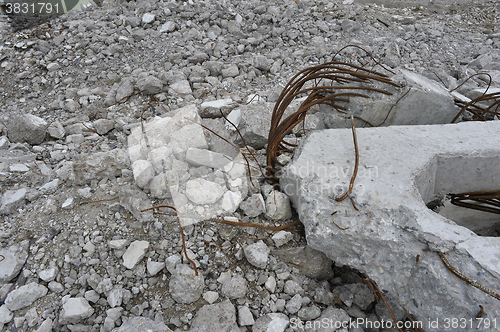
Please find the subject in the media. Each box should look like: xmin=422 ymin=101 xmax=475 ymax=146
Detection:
xmin=266 ymin=59 xmax=399 ymax=182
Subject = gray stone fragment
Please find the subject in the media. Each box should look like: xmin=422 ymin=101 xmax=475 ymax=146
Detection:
xmin=5 ymin=283 xmax=48 ymax=311
xmin=298 ymin=305 xmax=321 ymax=320
xmin=204 ymin=61 xmax=224 ymax=76
xmin=47 ymin=121 xmax=65 ymax=139
xmin=147 ymin=258 xmax=165 ymax=276
xmin=252 ymin=313 xmax=289 ymax=332
xmin=170 ymin=80 xmax=192 ymax=95
xmin=38 ymin=267 xmax=57 ymax=282
xmin=169 ymin=265 xmax=204 ymax=304
xmin=285 ymin=294 xmax=302 ymax=314
xmin=142 ymin=13 xmax=155 ymax=24
xmin=5 ymin=114 xmax=47 ymax=145
xmin=265 ymin=191 xmax=292 ymax=221
xmin=137 ymin=76 xmax=163 ymax=94
xmin=160 ymin=21 xmax=176 ymax=33
xmin=132 ymin=159 xmax=155 ymax=188
xmin=190 ymin=299 xmax=239 ymax=332
xmin=199 ymin=98 xmax=234 ymax=118
xmin=48 ymin=281 xmax=64 ymax=294
xmin=107 ymin=287 xmax=123 ymax=308
xmin=271 ymin=231 xmax=293 ymax=247
xmin=221 ymin=64 xmax=239 ymax=78
xmin=59 ymin=297 xmax=94 ymax=324
xmin=0 ymin=136 xmax=8 ymax=149
xmin=122 ymin=241 xmax=149 ymax=269
xmin=314 ymin=287 xmax=335 ymax=306
xmin=0 ymin=284 xmax=13 ymax=302
xmin=93 ymin=119 xmax=115 ymax=135
xmin=238 ymin=305 xmax=255 ymax=326
xmin=0 ymin=305 xmax=13 ymax=324
xmin=84 ymin=290 xmax=100 ymax=303
xmin=221 ymin=275 xmax=248 ymax=299
xmin=252 ymin=55 xmax=272 ymax=72
xmin=272 ymin=246 xmax=334 ymax=280
xmin=0 ymin=240 xmax=29 ymax=282
xmin=284 ymin=280 xmax=304 ymax=296
xmin=116 ymin=79 xmax=134 ymax=102
xmin=349 ymin=283 xmax=376 ymax=311
xmin=202 ymin=291 xmax=219 ymax=304
xmin=35 ymin=318 xmax=52 ymax=332
xmin=237 ymin=101 xmax=273 ymax=149
xmin=244 ymin=240 xmax=270 ymax=269
xmin=115 ymin=317 xmax=172 ymax=332
xmin=240 ymin=194 xmax=266 ymax=217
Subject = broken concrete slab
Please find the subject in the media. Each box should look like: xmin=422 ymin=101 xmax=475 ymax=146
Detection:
xmin=282 ymin=121 xmax=500 ymax=324
xmin=323 ymin=69 xmax=461 ymax=128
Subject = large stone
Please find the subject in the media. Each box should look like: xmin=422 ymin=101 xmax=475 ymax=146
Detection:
xmin=59 ymin=297 xmax=94 ymax=324
xmin=236 ymin=101 xmax=274 ymax=149
xmin=169 ymin=265 xmax=204 ymax=304
xmin=5 ymin=114 xmax=48 ymax=145
xmin=122 ymin=241 xmax=149 ymax=269
xmin=281 ymin=121 xmax=500 ymax=325
xmin=190 ymin=300 xmax=239 ymax=332
xmin=272 ymin=246 xmax=333 ymax=280
xmin=4 ymin=283 xmax=48 ymax=311
xmin=244 ymin=241 xmax=270 ymax=269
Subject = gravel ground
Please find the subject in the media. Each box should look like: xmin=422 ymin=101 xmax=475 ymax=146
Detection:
xmin=0 ymin=0 xmax=499 ymax=331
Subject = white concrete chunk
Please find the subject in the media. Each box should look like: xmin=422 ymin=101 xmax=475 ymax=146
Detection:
xmin=122 ymin=240 xmax=149 ymax=269
xmin=59 ymin=297 xmax=94 ymax=324
xmin=185 ymin=178 xmax=225 ymax=205
xmin=243 ymin=240 xmax=270 ymax=269
xmin=202 ymin=291 xmax=219 ymax=304
xmin=132 ymin=160 xmax=155 ymax=188
xmin=147 ymin=258 xmax=165 ymax=276
xmin=221 ymin=191 xmax=243 ymax=213
xmin=271 ymin=231 xmax=294 ymax=247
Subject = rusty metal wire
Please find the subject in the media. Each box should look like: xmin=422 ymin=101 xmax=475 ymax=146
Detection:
xmin=452 ymin=91 xmax=500 ymax=122
xmin=448 ymin=190 xmax=500 ymax=215
xmin=266 ymin=59 xmax=399 ymax=182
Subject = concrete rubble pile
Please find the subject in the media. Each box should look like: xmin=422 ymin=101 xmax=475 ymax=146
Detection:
xmin=0 ymin=0 xmax=499 ymax=331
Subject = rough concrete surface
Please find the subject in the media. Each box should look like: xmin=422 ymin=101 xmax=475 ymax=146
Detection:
xmin=282 ymin=120 xmax=500 ymax=326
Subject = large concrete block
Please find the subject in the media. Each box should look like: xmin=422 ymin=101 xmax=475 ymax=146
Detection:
xmin=323 ymin=69 xmax=461 ymax=128
xmin=282 ymin=121 xmax=500 ymax=327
